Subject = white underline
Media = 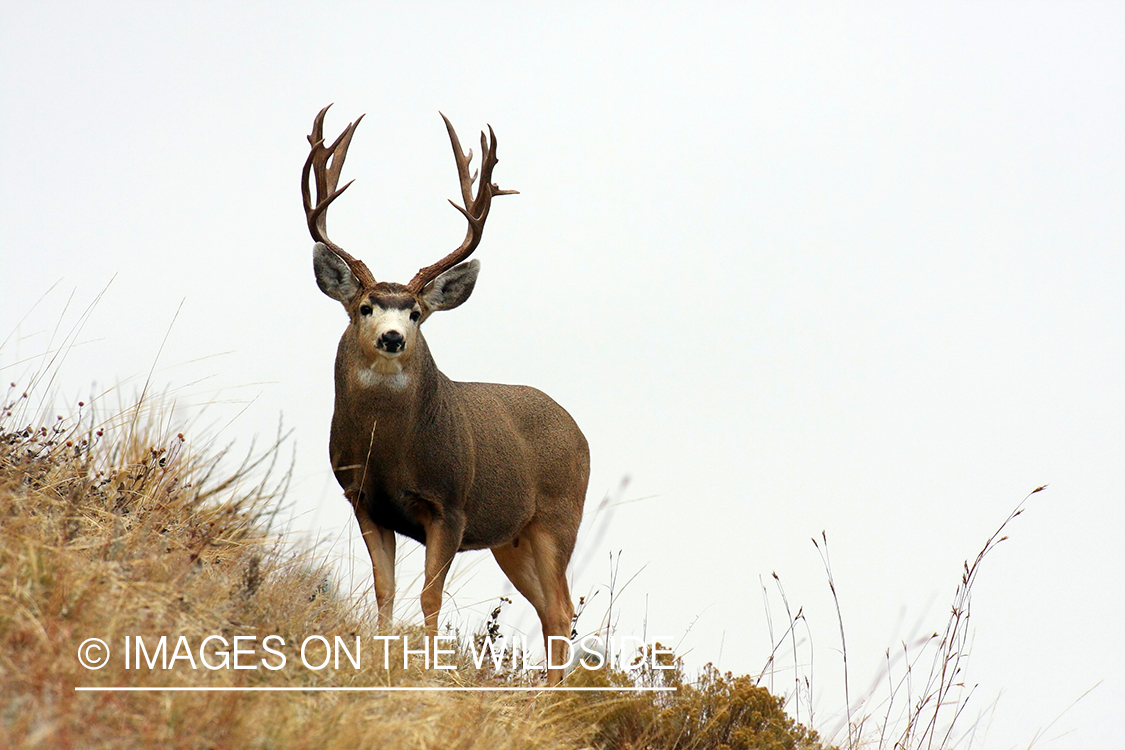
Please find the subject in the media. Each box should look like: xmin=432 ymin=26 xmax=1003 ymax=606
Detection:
xmin=75 ymin=686 xmax=675 ymax=692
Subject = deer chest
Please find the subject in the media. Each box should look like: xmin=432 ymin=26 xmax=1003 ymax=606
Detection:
xmin=362 ymin=483 xmax=429 ymax=544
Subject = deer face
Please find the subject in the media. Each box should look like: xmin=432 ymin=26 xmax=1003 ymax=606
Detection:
xmin=303 ymin=108 xmax=510 ymax=380
xmin=313 ymin=242 xmax=480 ymax=369
xmin=354 ymin=285 xmax=420 ymax=364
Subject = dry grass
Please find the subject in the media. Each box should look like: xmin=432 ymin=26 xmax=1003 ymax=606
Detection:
xmin=0 ymin=391 xmax=589 ymax=749
xmin=0 ymin=384 xmax=822 ymax=750
xmin=0 ymin=339 xmax=1034 ymax=750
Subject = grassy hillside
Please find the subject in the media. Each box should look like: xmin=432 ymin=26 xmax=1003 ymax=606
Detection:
xmin=0 ymin=391 xmax=823 ymax=750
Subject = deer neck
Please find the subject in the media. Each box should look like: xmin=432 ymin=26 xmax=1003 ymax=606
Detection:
xmin=336 ymin=331 xmax=448 ymax=425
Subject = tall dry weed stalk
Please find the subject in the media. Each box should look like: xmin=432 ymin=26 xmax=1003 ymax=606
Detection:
xmin=758 ymin=489 xmax=1042 ymax=750
xmin=879 ymin=488 xmax=1043 ymax=750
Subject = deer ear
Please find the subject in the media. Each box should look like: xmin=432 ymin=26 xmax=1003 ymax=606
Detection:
xmin=313 ymin=243 xmax=361 ymax=303
xmin=422 ymin=259 xmax=480 ymax=311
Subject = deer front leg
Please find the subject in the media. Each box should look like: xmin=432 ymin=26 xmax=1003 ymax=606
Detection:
xmin=419 ymin=510 xmax=466 ymax=638
xmin=350 ymin=495 xmax=396 ymax=630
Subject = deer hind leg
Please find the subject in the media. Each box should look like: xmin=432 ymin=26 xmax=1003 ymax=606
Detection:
xmin=491 ymin=536 xmax=549 ymax=621
xmin=492 ymin=531 xmax=570 ymax=685
xmin=351 ymin=496 xmax=397 ymax=630
xmin=524 ymin=523 xmax=576 ymax=686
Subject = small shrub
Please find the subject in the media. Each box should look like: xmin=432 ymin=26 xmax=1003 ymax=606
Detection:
xmin=565 ymin=648 xmax=825 ymax=750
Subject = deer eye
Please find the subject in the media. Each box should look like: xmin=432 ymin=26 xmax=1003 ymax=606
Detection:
xmin=410 ymin=310 xmax=421 ymax=322
xmin=360 ymin=305 xmax=373 ymax=316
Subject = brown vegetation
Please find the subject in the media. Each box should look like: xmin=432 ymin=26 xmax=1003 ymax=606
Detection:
xmin=0 ymin=389 xmax=821 ymax=750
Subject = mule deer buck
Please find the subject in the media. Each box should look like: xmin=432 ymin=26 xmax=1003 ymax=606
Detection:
xmin=302 ymin=105 xmax=589 ymax=684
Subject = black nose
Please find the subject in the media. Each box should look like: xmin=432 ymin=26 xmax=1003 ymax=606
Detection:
xmin=378 ymin=330 xmax=405 ymax=353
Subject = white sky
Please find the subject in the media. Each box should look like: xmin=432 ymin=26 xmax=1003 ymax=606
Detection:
xmin=2 ymin=3 xmax=1122 ymax=747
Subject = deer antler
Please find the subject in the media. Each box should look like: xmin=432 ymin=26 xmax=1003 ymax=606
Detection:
xmin=407 ymin=114 xmax=518 ymax=294
xmin=302 ymin=104 xmax=376 ymax=288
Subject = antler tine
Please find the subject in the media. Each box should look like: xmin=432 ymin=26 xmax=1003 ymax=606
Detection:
xmin=407 ymin=116 xmax=519 ymax=294
xmin=443 ymin=113 xmax=478 ymax=214
xmin=302 ymin=104 xmax=376 ymax=288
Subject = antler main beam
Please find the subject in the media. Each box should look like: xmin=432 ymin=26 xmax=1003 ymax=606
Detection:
xmin=302 ymin=104 xmax=376 ymax=288
xmin=406 ymin=114 xmax=518 ymax=294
